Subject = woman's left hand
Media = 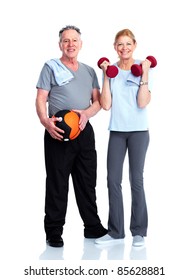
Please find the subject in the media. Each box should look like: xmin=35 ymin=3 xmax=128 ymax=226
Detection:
xmin=141 ymin=59 xmax=151 ymax=73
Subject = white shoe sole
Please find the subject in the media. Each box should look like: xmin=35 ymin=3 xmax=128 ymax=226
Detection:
xmin=132 ymin=240 xmax=145 ymax=247
xmin=95 ymin=238 xmax=124 ymax=246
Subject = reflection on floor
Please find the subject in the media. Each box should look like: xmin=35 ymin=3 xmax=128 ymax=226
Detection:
xmin=39 ymin=236 xmax=147 ymax=261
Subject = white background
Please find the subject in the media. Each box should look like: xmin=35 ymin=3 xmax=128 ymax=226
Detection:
xmin=0 ymin=0 xmax=188 ymax=279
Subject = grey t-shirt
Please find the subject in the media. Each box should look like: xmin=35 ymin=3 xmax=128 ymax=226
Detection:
xmin=36 ymin=61 xmax=100 ymax=116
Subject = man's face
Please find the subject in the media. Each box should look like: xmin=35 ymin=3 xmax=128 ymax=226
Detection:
xmin=59 ymin=29 xmax=82 ymax=59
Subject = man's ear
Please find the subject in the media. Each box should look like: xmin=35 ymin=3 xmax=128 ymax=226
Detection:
xmin=59 ymin=41 xmax=63 ymax=51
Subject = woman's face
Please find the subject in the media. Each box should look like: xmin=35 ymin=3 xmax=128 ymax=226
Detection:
xmin=114 ymin=35 xmax=136 ymax=60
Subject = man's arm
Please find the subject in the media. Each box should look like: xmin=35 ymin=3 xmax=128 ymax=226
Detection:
xmin=73 ymin=88 xmax=101 ymax=131
xmin=35 ymin=88 xmax=64 ymax=140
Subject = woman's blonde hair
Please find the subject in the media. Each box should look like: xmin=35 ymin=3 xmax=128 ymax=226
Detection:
xmin=114 ymin=29 xmax=136 ymax=44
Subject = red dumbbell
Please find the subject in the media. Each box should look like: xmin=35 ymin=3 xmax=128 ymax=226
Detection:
xmin=131 ymin=56 xmax=157 ymax=77
xmin=97 ymin=57 xmax=119 ymax=78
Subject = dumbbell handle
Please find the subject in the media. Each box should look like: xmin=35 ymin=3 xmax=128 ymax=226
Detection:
xmin=97 ymin=57 xmax=118 ymax=78
xmin=131 ymin=56 xmax=157 ymax=77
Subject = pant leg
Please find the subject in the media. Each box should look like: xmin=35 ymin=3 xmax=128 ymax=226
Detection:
xmin=71 ymin=123 xmax=107 ymax=238
xmin=44 ymin=130 xmax=76 ymax=239
xmin=107 ymin=132 xmax=127 ymax=238
xmin=128 ymin=131 xmax=149 ymax=237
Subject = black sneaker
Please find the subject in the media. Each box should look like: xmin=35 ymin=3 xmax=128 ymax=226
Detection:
xmin=84 ymin=226 xmax=108 ymax=238
xmin=46 ymin=236 xmax=64 ymax=247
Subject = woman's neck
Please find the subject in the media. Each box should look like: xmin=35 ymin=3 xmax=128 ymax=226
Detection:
xmin=117 ymin=58 xmax=134 ymax=70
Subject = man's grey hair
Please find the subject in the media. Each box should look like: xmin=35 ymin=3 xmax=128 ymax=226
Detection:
xmin=59 ymin=25 xmax=81 ymax=42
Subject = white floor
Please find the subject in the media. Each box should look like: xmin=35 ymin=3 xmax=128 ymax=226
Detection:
xmin=20 ymin=210 xmax=184 ymax=263
xmin=3 ymin=205 xmax=186 ymax=279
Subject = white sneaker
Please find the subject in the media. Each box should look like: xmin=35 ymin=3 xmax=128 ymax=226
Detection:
xmin=132 ymin=235 xmax=145 ymax=247
xmin=95 ymin=234 xmax=124 ymax=245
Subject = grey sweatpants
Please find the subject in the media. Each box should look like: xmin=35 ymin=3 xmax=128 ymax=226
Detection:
xmin=107 ymin=131 xmax=149 ymax=238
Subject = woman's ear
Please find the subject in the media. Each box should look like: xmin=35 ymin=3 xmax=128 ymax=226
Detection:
xmin=134 ymin=41 xmax=137 ymax=50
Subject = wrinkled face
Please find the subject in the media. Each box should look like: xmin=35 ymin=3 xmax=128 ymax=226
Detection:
xmin=114 ymin=35 xmax=136 ymax=59
xmin=59 ymin=29 xmax=82 ymax=59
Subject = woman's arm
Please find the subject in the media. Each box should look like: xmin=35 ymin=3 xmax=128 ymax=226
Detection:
xmin=137 ymin=59 xmax=152 ymax=108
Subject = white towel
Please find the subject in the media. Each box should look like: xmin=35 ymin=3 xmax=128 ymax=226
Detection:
xmin=46 ymin=58 xmax=74 ymax=86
